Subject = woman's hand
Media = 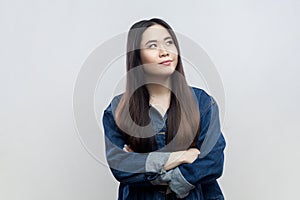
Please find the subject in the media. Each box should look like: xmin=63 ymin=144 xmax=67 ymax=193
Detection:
xmin=181 ymin=148 xmax=200 ymax=164
xmin=163 ymin=151 xmax=186 ymax=171
xmin=163 ymin=148 xmax=200 ymax=171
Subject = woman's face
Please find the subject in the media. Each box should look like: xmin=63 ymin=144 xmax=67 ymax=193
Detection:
xmin=140 ymin=24 xmax=178 ymax=77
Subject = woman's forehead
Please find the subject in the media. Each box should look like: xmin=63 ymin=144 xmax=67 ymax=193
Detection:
xmin=141 ymin=24 xmax=171 ymax=41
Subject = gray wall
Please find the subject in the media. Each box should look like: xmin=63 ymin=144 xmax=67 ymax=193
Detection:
xmin=1 ymin=0 xmax=299 ymax=199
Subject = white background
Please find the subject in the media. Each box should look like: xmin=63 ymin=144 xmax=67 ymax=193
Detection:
xmin=1 ymin=0 xmax=299 ymax=199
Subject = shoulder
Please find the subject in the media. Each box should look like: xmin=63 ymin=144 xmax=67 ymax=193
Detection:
xmin=189 ymin=86 xmax=216 ymax=114
xmin=104 ymin=93 xmax=124 ymax=117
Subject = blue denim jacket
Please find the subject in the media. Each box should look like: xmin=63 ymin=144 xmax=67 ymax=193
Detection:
xmin=102 ymin=87 xmax=226 ymax=199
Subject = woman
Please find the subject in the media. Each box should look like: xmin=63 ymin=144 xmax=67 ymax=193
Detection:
xmin=102 ymin=18 xmax=226 ymax=199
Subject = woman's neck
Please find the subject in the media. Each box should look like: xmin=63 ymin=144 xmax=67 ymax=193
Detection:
xmin=146 ymin=83 xmax=171 ymax=98
xmin=145 ymin=75 xmax=172 ymax=97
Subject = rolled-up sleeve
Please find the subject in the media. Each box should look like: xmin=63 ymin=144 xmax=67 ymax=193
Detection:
xmin=146 ymin=152 xmax=171 ymax=173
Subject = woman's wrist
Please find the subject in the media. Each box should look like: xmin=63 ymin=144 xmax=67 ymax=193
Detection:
xmin=175 ymin=150 xmax=186 ymax=165
xmin=163 ymin=151 xmax=186 ymax=170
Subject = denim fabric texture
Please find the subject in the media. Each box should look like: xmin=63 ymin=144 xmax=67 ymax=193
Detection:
xmin=102 ymin=87 xmax=226 ymax=200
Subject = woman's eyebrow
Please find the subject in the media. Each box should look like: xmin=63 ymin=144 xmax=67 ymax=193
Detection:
xmin=145 ymin=40 xmax=157 ymax=46
xmin=144 ymin=37 xmax=172 ymax=46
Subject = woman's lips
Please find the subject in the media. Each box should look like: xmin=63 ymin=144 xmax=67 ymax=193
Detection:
xmin=159 ymin=60 xmax=172 ymax=66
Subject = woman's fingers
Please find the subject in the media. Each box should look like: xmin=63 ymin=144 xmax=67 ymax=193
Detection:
xmin=123 ymin=144 xmax=133 ymax=152
xmin=187 ymin=148 xmax=200 ymax=154
xmin=183 ymin=148 xmax=200 ymax=164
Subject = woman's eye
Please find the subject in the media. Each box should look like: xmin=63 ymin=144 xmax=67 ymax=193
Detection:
xmin=148 ymin=43 xmax=157 ymax=48
xmin=166 ymin=40 xmax=174 ymax=45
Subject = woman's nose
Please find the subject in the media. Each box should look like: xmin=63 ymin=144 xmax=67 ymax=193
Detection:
xmin=159 ymin=46 xmax=169 ymax=57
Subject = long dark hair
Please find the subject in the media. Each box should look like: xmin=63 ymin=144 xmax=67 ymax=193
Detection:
xmin=115 ymin=18 xmax=200 ymax=153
